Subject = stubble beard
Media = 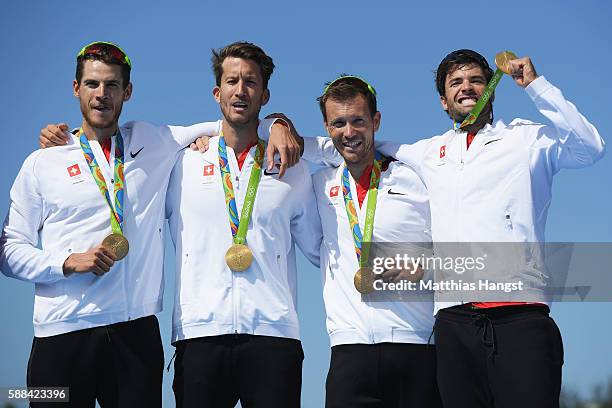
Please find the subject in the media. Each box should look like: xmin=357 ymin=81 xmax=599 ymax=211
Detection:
xmin=448 ymin=100 xmax=493 ymax=129
xmin=81 ymin=102 xmax=122 ymax=133
xmin=220 ymin=98 xmax=262 ymax=130
xmin=334 ymin=137 xmax=375 ymax=167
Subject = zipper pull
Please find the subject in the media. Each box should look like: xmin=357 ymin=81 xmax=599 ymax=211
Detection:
xmin=235 ymin=175 xmax=239 ymax=189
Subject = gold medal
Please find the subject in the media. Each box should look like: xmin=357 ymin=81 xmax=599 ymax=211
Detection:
xmin=101 ymin=233 xmax=129 ymax=260
xmin=354 ymin=266 xmax=376 ymax=294
xmin=495 ymin=51 xmax=518 ymax=75
xmin=225 ymin=243 xmax=253 ymax=272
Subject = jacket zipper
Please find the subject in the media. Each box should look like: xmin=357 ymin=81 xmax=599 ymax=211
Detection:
xmin=107 ymin=143 xmax=130 ymax=321
xmin=232 ymin=268 xmax=238 ymax=333
xmin=122 ymin=185 xmax=130 ymax=321
xmin=456 ymin=131 xmax=465 ymax=241
xmin=368 ymin=306 xmax=375 ymax=343
xmin=232 ymin=172 xmax=241 ymax=333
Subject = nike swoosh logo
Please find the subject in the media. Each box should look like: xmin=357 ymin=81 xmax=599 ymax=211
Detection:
xmin=130 ymin=147 xmax=144 ymax=158
xmin=484 ymin=138 xmax=502 ymax=146
xmin=264 ymin=169 xmax=280 ymax=176
xmin=387 ymin=189 xmax=406 ymax=196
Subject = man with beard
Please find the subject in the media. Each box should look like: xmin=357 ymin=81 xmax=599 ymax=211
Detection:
xmin=0 ymin=41 xmax=288 ymax=407
xmin=273 ymin=50 xmax=604 ymax=408
xmin=311 ymin=76 xmax=440 ymax=407
xmin=164 ymin=42 xmax=322 ymax=408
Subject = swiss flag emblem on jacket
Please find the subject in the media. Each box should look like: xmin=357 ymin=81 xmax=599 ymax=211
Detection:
xmin=67 ymin=164 xmax=81 ymax=177
xmin=203 ymin=164 xmax=215 ymax=176
xmin=439 ymin=145 xmax=446 ymax=158
xmin=329 ymin=186 xmax=340 ymax=197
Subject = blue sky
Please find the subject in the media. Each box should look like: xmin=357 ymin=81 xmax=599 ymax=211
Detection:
xmin=1 ymin=1 xmax=611 ymax=406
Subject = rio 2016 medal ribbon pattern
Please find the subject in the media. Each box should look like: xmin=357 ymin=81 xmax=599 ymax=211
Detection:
xmin=341 ymin=152 xmax=384 ymax=294
xmin=218 ymin=135 xmax=266 ymax=272
xmin=79 ymin=129 xmax=129 ymax=260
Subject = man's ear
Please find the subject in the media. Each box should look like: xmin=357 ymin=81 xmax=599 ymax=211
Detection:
xmin=213 ymin=86 xmax=221 ymax=103
xmin=73 ymin=79 xmax=80 ymax=98
xmin=440 ymin=95 xmax=448 ymax=112
xmin=261 ymin=88 xmax=270 ymax=106
xmin=324 ymin=120 xmax=331 ymax=136
xmin=373 ymin=111 xmax=381 ymax=132
xmin=123 ymin=82 xmax=133 ymax=102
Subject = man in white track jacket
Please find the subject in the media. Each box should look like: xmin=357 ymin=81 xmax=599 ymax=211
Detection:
xmin=165 ymin=41 xmax=322 ymax=408
xmin=310 ymin=76 xmax=441 ymax=407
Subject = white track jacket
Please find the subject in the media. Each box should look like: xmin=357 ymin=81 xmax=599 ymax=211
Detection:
xmin=313 ymin=162 xmax=434 ymax=346
xmin=166 ymin=135 xmax=322 ymax=344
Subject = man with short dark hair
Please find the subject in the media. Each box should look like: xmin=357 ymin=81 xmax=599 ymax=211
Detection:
xmin=311 ymin=75 xmax=441 ymax=408
xmin=211 ymin=41 xmax=276 ymax=89
xmin=0 ymin=41 xmax=217 ymax=407
xmin=279 ymin=50 xmax=604 ymax=408
xmin=165 ymin=41 xmax=322 ymax=408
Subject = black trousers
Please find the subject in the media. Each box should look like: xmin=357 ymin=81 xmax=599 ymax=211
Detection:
xmin=434 ymin=304 xmax=564 ymax=408
xmin=325 ymin=343 xmax=442 ymax=408
xmin=27 ymin=315 xmax=164 ymax=408
xmin=173 ymin=334 xmax=304 ymax=408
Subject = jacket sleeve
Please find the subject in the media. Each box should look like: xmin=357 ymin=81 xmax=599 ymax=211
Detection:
xmin=1 ymin=152 xmax=70 ymax=283
xmin=166 ymin=118 xmax=280 ymax=151
xmin=526 ymin=76 xmax=605 ymax=172
xmin=166 ymin=120 xmax=223 ymax=151
xmin=290 ymin=165 xmax=322 ymax=268
xmin=375 ymin=138 xmax=432 ymax=180
xmin=301 ymin=136 xmax=344 ymax=167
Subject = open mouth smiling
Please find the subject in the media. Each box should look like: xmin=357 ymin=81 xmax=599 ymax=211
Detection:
xmin=232 ymin=101 xmax=249 ymax=111
xmin=342 ymin=139 xmax=363 ymax=150
xmin=457 ymin=95 xmax=479 ymax=106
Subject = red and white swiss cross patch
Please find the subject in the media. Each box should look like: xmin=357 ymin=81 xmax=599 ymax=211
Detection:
xmin=67 ymin=164 xmax=81 ymax=177
xmin=439 ymin=145 xmax=446 ymax=159
xmin=329 ymin=186 xmax=340 ymax=197
xmin=203 ymin=164 xmax=215 ymax=176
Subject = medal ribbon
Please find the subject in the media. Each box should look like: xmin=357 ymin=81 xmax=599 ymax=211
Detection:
xmin=341 ymin=152 xmax=383 ymax=268
xmin=79 ymin=129 xmax=125 ymax=235
xmin=218 ymin=136 xmax=265 ymax=245
xmin=459 ymin=68 xmax=504 ymax=129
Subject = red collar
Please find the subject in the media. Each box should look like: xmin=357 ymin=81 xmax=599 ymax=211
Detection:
xmin=101 ymin=138 xmax=111 ymax=164
xmin=236 ymin=142 xmax=258 ymax=170
xmin=355 ymin=164 xmax=374 ymax=208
